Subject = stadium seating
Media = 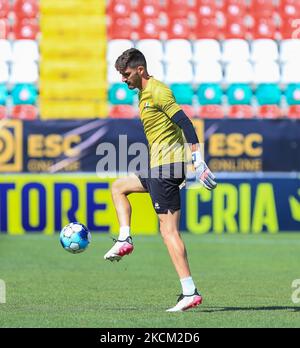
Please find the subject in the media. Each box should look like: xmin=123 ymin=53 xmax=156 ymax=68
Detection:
xmin=251 ymin=39 xmax=279 ymax=62
xmin=0 ymin=83 xmax=7 ymax=104
xmin=288 ymin=105 xmax=300 ymax=119
xmin=170 ymin=84 xmax=194 ymax=105
xmin=11 ymin=104 xmax=38 ymax=119
xmin=107 ymin=39 xmax=134 ymax=64
xmin=165 ymin=62 xmax=193 ymax=84
xmin=193 ymin=39 xmax=221 ymax=62
xmin=0 ymin=18 xmax=9 ymax=39
xmin=222 ymin=39 xmax=250 ymax=62
xmin=280 ymin=39 xmax=300 ymax=62
xmin=12 ymin=18 xmax=40 ymax=40
xmin=0 ymin=39 xmax=12 ymax=61
xmin=10 ymin=61 xmax=39 ymax=84
xmin=1 ymin=1 xmax=300 ymax=119
xmin=197 ymin=84 xmax=223 ymax=106
xmin=11 ymin=83 xmax=38 ymax=105
xmin=136 ymin=39 xmax=164 ymax=63
xmin=0 ymin=61 xmax=9 ymax=83
xmin=0 ymin=105 xmax=7 ymax=118
xmin=109 ymin=83 xmax=136 ymax=105
xmin=180 ymin=104 xmax=196 ymax=118
xmin=12 ymin=40 xmax=39 ymax=61
xmin=165 ymin=39 xmax=193 ymax=62
xmin=0 ymin=0 xmax=9 ymax=18
xmin=109 ymin=105 xmax=137 ymax=118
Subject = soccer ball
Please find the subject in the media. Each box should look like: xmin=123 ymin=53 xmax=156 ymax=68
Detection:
xmin=60 ymin=222 xmax=91 ymax=254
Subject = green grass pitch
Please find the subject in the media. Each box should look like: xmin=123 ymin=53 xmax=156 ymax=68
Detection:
xmin=0 ymin=233 xmax=300 ymax=328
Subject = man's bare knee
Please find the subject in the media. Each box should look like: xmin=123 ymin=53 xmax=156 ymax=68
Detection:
xmin=111 ymin=179 xmax=127 ymax=197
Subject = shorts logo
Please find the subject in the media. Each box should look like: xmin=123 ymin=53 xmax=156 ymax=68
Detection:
xmin=154 ymin=202 xmax=160 ymax=210
xmin=0 ymin=120 xmax=23 ymax=172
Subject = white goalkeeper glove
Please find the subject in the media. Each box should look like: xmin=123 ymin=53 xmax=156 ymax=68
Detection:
xmin=192 ymin=151 xmax=217 ymax=191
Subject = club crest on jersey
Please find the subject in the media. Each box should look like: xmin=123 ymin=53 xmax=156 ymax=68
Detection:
xmin=144 ymin=102 xmax=151 ymax=110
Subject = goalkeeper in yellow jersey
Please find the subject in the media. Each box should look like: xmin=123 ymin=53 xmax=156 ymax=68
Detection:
xmin=104 ymin=48 xmax=217 ymax=312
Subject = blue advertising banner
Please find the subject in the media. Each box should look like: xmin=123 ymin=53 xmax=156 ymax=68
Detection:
xmin=204 ymin=119 xmax=300 ymax=172
xmin=0 ymin=119 xmax=299 ymax=173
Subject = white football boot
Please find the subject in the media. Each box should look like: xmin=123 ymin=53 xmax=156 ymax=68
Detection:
xmin=104 ymin=236 xmax=134 ymax=262
xmin=166 ymin=289 xmax=203 ymax=312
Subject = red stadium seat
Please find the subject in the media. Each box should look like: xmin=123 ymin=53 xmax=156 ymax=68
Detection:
xmin=107 ymin=0 xmax=132 ymax=18
xmin=109 ymin=105 xmax=137 ymax=119
xmin=257 ymin=105 xmax=282 ymax=119
xmin=228 ymin=105 xmax=254 ymax=119
xmin=194 ymin=16 xmax=219 ymax=39
xmin=166 ymin=0 xmax=194 ymax=18
xmin=279 ymin=0 xmax=300 ymax=19
xmin=13 ymin=0 xmax=39 ymax=19
xmin=136 ymin=17 xmax=162 ymax=39
xmin=0 ymin=0 xmax=10 ymax=18
xmin=224 ymin=18 xmax=248 ymax=39
xmin=197 ymin=0 xmax=217 ymax=18
xmin=167 ymin=17 xmax=191 ymax=39
xmin=0 ymin=105 xmax=7 ymax=119
xmin=11 ymin=104 xmax=38 ymax=120
xmin=180 ymin=105 xmax=196 ymax=118
xmin=287 ymin=105 xmax=300 ymax=119
xmin=250 ymin=0 xmax=277 ymax=18
xmin=12 ymin=18 xmax=39 ymax=39
xmin=0 ymin=18 xmax=9 ymax=39
xmin=250 ymin=17 xmax=277 ymax=39
xmin=135 ymin=0 xmax=162 ymax=18
xmin=279 ymin=18 xmax=300 ymax=39
xmin=223 ymin=0 xmax=248 ymax=19
xmin=108 ymin=17 xmax=134 ymax=40
xmin=198 ymin=105 xmax=224 ymax=119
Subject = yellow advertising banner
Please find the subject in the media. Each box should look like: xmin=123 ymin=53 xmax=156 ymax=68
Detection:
xmin=0 ymin=174 xmax=158 ymax=235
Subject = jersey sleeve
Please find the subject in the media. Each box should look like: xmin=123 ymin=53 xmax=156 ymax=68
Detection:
xmin=152 ymin=84 xmax=181 ymax=119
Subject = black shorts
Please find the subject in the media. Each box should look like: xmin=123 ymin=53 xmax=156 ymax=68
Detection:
xmin=137 ymin=162 xmax=186 ymax=214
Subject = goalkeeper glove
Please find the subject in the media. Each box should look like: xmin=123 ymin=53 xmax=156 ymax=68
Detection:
xmin=192 ymin=151 xmax=217 ymax=191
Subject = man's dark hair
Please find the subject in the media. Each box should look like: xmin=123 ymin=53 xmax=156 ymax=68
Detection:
xmin=115 ymin=48 xmax=147 ymax=73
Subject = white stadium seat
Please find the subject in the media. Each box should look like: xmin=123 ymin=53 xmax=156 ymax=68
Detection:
xmin=0 ymin=40 xmax=12 ymax=62
xmin=280 ymin=39 xmax=300 ymax=63
xmin=281 ymin=61 xmax=300 ymax=84
xmin=147 ymin=61 xmax=165 ymax=81
xmin=225 ymin=61 xmax=253 ymax=84
xmin=193 ymin=39 xmax=221 ymax=62
xmin=107 ymin=39 xmax=134 ymax=64
xmin=253 ymin=61 xmax=280 ymax=84
xmin=165 ymin=39 xmax=192 ymax=63
xmin=12 ymin=40 xmax=39 ymax=62
xmin=251 ymin=39 xmax=278 ymax=63
xmin=222 ymin=39 xmax=250 ymax=63
xmin=165 ymin=62 xmax=193 ymax=83
xmin=10 ymin=61 xmax=39 ymax=84
xmin=108 ymin=63 xmax=122 ymax=84
xmin=194 ymin=61 xmax=223 ymax=84
xmin=0 ymin=62 xmax=9 ymax=83
xmin=136 ymin=39 xmax=164 ymax=63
